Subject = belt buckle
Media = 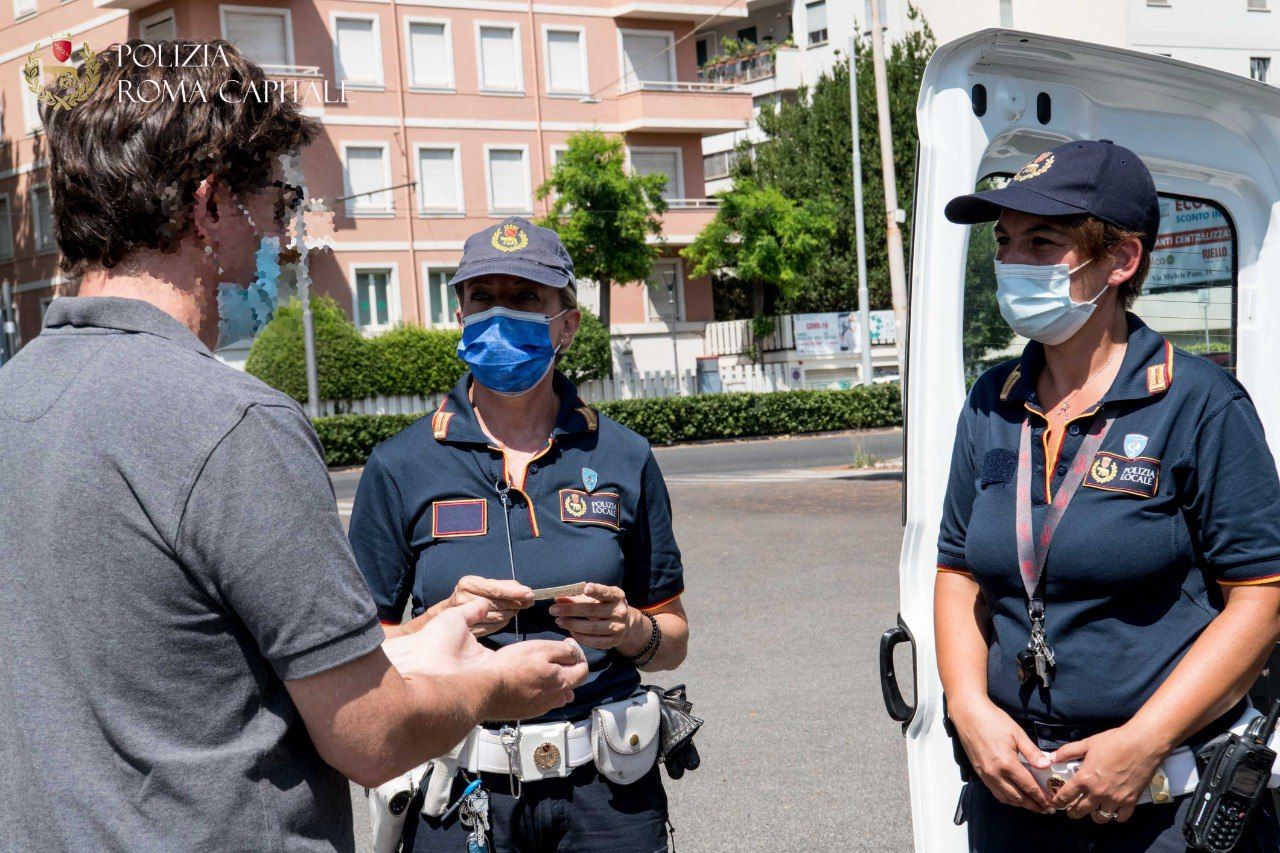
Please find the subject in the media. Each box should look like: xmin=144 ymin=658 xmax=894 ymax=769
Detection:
xmin=516 ymin=722 xmax=570 ymax=780
xmin=1148 ymin=768 xmax=1172 ymax=804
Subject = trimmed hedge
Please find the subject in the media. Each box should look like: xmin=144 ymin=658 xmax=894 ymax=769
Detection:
xmin=246 ymin=296 xmax=373 ymax=402
xmin=366 ymin=325 xmax=465 ymax=396
xmin=312 ymin=383 xmax=901 ymax=467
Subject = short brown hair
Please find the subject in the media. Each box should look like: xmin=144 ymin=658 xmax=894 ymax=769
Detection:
xmin=43 ymin=39 xmax=318 ymax=283
xmin=1065 ymin=215 xmax=1151 ymax=308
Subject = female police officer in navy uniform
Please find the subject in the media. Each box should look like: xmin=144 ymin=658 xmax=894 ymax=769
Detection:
xmin=935 ymin=140 xmax=1280 ymax=851
xmin=349 ymin=217 xmax=689 ymax=852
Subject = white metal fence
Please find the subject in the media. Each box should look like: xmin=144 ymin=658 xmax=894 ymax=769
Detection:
xmin=318 ymin=363 xmax=804 ymax=416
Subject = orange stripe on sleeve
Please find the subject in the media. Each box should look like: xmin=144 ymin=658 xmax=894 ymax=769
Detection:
xmin=640 ymin=592 xmax=683 ymax=612
xmin=1219 ymin=572 xmax=1280 ymax=588
xmin=937 ymin=565 xmax=972 ymax=576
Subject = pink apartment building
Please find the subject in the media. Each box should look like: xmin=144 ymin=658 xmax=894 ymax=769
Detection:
xmin=0 ymin=0 xmax=752 ymax=372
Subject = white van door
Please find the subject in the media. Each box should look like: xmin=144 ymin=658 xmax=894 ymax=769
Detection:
xmin=882 ymin=29 xmax=1280 ymax=851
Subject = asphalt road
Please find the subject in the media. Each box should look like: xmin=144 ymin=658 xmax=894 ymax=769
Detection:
xmin=337 ymin=431 xmax=912 ymax=852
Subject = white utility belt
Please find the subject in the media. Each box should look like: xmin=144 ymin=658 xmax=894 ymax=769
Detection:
xmin=1021 ymin=706 xmax=1280 ymax=805
xmin=367 ymin=692 xmax=664 ymax=853
xmin=459 ymin=718 xmax=596 ymax=778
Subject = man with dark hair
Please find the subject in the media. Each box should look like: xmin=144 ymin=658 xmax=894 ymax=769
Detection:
xmin=0 ymin=41 xmax=587 ymax=851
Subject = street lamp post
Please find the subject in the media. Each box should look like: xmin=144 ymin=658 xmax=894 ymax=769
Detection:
xmin=666 ymin=269 xmax=682 ymax=394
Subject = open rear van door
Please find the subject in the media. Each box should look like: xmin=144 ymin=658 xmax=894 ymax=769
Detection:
xmin=883 ymin=29 xmax=1280 ymax=851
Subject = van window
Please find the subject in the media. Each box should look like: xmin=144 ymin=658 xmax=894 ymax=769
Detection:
xmin=961 ymin=176 xmax=1237 ymax=382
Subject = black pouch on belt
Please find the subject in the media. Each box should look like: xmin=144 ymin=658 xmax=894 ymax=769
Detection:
xmin=645 ymin=684 xmax=704 ymax=780
xmin=942 ymin=696 xmax=976 ymax=825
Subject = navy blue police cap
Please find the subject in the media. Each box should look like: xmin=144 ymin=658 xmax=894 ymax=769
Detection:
xmin=945 ymin=140 xmax=1161 ymax=252
xmin=449 ymin=216 xmax=576 ymax=291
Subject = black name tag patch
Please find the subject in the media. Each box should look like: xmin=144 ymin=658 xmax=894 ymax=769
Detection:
xmin=432 ymin=499 xmax=487 ymax=537
xmin=559 ymin=489 xmax=620 ymax=529
xmin=1084 ymin=452 xmax=1160 ymax=498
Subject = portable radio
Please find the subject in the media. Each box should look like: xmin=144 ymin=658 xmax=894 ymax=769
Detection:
xmin=1184 ymin=702 xmax=1280 ymax=852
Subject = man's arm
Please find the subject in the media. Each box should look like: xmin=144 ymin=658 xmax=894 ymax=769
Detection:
xmin=290 ymin=599 xmax=588 ymax=788
xmin=179 ymin=405 xmax=585 ymax=787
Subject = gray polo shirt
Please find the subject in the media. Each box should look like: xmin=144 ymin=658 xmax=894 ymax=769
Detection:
xmin=0 ymin=297 xmax=384 ymax=851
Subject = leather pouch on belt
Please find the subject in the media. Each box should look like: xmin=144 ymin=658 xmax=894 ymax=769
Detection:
xmin=592 ymin=691 xmax=662 ymax=785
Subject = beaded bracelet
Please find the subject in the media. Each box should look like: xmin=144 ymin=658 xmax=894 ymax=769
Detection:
xmin=630 ymin=612 xmax=662 ymax=667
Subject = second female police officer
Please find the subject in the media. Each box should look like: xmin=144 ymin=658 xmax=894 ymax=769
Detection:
xmin=935 ymin=140 xmax=1280 ymax=851
xmin=349 ymin=217 xmax=689 ymax=852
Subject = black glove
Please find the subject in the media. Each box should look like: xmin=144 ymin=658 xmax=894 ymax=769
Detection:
xmin=646 ymin=684 xmax=703 ymax=780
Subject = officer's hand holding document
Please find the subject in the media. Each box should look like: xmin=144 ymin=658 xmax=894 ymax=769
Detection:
xmin=382 ymin=597 xmax=587 ymax=720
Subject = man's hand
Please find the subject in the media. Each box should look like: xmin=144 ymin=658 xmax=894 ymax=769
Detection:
xmin=549 ymin=583 xmax=648 ymax=655
xmin=950 ymin=697 xmax=1055 ymax=814
xmin=381 ymin=598 xmax=494 ymax=677
xmin=482 ymin=639 xmax=590 ymax=721
xmin=1050 ymin=725 xmax=1169 ymax=822
xmin=434 ymin=576 xmax=534 ymax=637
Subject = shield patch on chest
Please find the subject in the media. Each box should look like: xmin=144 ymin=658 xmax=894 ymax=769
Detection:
xmin=1083 ymin=451 xmax=1160 ymax=498
xmin=559 ymin=488 xmax=620 ymax=529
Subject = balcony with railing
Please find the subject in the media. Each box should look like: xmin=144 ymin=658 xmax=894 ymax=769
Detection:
xmin=614 ymin=80 xmax=752 ymax=135
xmin=697 ymin=46 xmax=802 ymax=96
xmin=658 ymin=198 xmax=722 ymax=242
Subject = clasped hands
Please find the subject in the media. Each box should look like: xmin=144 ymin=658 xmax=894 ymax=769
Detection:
xmin=954 ymin=699 xmax=1169 ymax=823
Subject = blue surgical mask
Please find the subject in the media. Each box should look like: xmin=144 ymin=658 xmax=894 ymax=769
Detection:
xmin=216 ymin=234 xmax=283 ymax=350
xmin=457 ymin=305 xmax=568 ymax=396
xmin=994 ymin=258 xmax=1104 ymax=345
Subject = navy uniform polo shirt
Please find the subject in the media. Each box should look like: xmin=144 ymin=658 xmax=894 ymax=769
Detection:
xmin=349 ymin=371 xmax=684 ymax=723
xmin=938 ymin=314 xmax=1280 ymax=734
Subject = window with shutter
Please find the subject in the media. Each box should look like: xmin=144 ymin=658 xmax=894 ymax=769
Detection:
xmin=20 ymin=70 xmax=40 ymax=135
xmin=345 ymin=147 xmax=390 ymax=214
xmin=806 ymin=1 xmax=827 ymax=46
xmin=546 ymin=29 xmax=586 ymax=93
xmin=621 ymin=31 xmax=674 ymax=90
xmin=487 ymin=149 xmax=529 ymax=213
xmin=355 ymin=269 xmax=394 ymax=329
xmin=221 ymin=9 xmax=291 ymax=70
xmin=425 ymin=267 xmax=459 ymax=326
xmin=0 ymin=198 xmax=12 ymax=261
xmin=32 ymin=187 xmax=53 ymax=253
xmin=419 ymin=148 xmax=461 ymax=212
xmin=479 ymin=26 xmax=520 ymax=91
xmin=409 ymin=22 xmax=452 ymax=88
xmin=335 ymin=17 xmax=382 ymax=86
xmin=142 ymin=12 xmax=177 ymax=42
xmin=629 ymin=148 xmax=682 ymax=200
xmin=645 ymin=262 xmax=683 ymax=323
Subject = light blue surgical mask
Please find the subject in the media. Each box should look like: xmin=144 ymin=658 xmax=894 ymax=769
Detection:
xmin=216 ymin=234 xmax=282 ymax=350
xmin=457 ymin=305 xmax=568 ymax=396
xmin=994 ymin=258 xmax=1104 ymax=345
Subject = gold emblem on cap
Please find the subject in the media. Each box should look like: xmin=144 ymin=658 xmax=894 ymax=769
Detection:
xmin=533 ymin=742 xmax=560 ymax=770
xmin=492 ymin=223 xmax=529 ymax=253
xmin=1014 ymin=152 xmax=1054 ymax=182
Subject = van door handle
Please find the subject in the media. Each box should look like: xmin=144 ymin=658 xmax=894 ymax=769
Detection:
xmin=879 ymin=615 xmax=917 ymax=729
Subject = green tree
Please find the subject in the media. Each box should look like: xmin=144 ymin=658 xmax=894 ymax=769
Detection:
xmin=682 ymin=179 xmax=836 ymax=318
xmin=536 ymin=130 xmax=667 ymax=336
xmin=734 ymin=6 xmax=935 ymax=313
xmin=245 ymin=296 xmax=373 ymax=403
xmin=559 ymin=307 xmax=612 ymax=384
